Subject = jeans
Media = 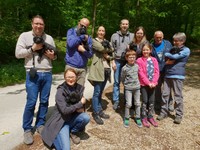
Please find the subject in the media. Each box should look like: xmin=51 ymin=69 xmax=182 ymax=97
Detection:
xmin=113 ymin=60 xmax=125 ymax=103
xmin=53 ymin=112 xmax=90 ymax=150
xmin=23 ymin=71 xmax=52 ymax=131
xmin=92 ymin=73 xmax=108 ymax=113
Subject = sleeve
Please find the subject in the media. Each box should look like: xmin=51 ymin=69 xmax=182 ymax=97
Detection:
xmin=67 ymin=28 xmax=84 ymax=49
xmin=121 ymin=67 xmax=126 ymax=84
xmin=81 ymin=36 xmax=93 ymax=58
xmin=151 ymin=58 xmax=160 ymax=85
xmin=55 ymin=88 xmax=83 ymax=116
xmin=165 ymin=47 xmax=190 ymax=60
xmin=15 ymin=33 xmax=32 ymax=59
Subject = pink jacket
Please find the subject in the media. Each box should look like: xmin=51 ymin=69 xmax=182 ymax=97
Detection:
xmin=136 ymin=56 xmax=160 ymax=86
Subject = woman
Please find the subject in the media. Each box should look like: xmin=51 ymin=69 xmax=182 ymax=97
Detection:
xmin=130 ymin=26 xmax=149 ymax=59
xmin=41 ymin=68 xmax=90 ymax=150
xmin=88 ymin=26 xmax=114 ymax=125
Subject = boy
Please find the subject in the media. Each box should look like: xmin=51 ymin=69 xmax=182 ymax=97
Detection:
xmin=121 ymin=50 xmax=142 ymax=127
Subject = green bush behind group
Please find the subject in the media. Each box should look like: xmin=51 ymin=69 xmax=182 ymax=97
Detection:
xmin=0 ymin=0 xmax=200 ymax=87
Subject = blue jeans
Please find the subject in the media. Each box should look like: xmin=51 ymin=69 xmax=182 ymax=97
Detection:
xmin=53 ymin=112 xmax=90 ymax=150
xmin=23 ymin=71 xmax=52 ymax=131
xmin=92 ymin=77 xmax=107 ymax=113
xmin=113 ymin=60 xmax=125 ymax=103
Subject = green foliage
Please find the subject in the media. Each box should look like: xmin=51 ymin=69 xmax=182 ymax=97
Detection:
xmin=0 ymin=0 xmax=200 ymax=86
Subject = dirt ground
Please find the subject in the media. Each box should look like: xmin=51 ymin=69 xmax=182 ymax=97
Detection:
xmin=15 ymin=50 xmax=200 ymax=150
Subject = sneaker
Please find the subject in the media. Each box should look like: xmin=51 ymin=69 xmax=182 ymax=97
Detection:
xmin=135 ymin=118 xmax=143 ymax=128
xmin=92 ymin=113 xmax=104 ymax=125
xmin=157 ymin=114 xmax=167 ymax=121
xmin=36 ymin=125 xmax=44 ymax=135
xmin=70 ymin=133 xmax=80 ymax=144
xmin=23 ymin=131 xmax=33 ymax=145
xmin=168 ymin=104 xmax=174 ymax=112
xmin=124 ymin=118 xmax=129 ymax=128
xmin=148 ymin=118 xmax=158 ymax=127
xmin=99 ymin=111 xmax=110 ymax=119
xmin=174 ymin=116 xmax=182 ymax=124
xmin=142 ymin=118 xmax=150 ymax=128
xmin=113 ymin=101 xmax=119 ymax=110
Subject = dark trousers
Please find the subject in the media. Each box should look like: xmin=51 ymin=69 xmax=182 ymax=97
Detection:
xmin=141 ymin=86 xmax=155 ymax=119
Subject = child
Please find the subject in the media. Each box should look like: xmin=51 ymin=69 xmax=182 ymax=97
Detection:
xmin=121 ymin=50 xmax=142 ymax=128
xmin=157 ymin=32 xmax=190 ymax=124
xmin=136 ymin=43 xmax=159 ymax=128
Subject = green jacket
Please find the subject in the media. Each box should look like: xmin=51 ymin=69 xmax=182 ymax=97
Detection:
xmin=88 ymin=38 xmax=113 ymax=83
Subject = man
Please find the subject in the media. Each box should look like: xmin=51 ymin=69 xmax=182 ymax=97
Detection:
xmin=111 ymin=19 xmax=134 ymax=110
xmin=15 ymin=15 xmax=57 ymax=145
xmin=65 ymin=18 xmax=93 ymax=86
xmin=157 ymin=32 xmax=190 ymax=124
xmin=151 ymin=31 xmax=173 ymax=112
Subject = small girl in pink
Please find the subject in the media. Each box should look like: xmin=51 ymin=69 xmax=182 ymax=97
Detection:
xmin=136 ymin=43 xmax=159 ymax=128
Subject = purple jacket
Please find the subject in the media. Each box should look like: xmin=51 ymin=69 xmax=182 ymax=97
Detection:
xmin=65 ymin=27 xmax=93 ymax=68
xmin=136 ymin=56 xmax=160 ymax=86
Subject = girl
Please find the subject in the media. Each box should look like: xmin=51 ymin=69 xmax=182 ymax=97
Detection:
xmin=136 ymin=43 xmax=159 ymax=127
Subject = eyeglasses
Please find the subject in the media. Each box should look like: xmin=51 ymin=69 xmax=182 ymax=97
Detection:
xmin=80 ymin=24 xmax=87 ymax=28
xmin=128 ymin=57 xmax=136 ymax=59
xmin=65 ymin=76 xmax=76 ymax=79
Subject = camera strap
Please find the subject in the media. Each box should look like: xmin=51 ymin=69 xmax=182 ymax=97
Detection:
xmin=32 ymin=54 xmax=35 ymax=68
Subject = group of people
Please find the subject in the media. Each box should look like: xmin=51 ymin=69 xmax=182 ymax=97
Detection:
xmin=15 ymin=15 xmax=190 ymax=149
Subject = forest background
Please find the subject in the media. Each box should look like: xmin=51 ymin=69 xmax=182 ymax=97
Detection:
xmin=0 ymin=0 xmax=200 ymax=86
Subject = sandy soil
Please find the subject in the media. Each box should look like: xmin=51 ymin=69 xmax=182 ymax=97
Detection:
xmin=15 ymin=50 xmax=200 ymax=150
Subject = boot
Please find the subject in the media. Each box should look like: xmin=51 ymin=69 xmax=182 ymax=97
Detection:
xmin=92 ymin=113 xmax=104 ymax=125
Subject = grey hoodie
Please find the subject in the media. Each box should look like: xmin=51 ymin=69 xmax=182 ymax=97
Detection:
xmin=110 ymin=31 xmax=134 ymax=60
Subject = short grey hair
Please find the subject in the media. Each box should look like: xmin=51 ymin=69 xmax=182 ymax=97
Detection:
xmin=173 ymin=32 xmax=186 ymax=43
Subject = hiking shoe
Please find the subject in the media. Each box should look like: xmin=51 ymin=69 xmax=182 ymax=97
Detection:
xmin=113 ymin=101 xmax=119 ymax=110
xmin=23 ymin=131 xmax=33 ymax=145
xmin=124 ymin=118 xmax=129 ymax=128
xmin=70 ymin=133 xmax=80 ymax=144
xmin=99 ymin=111 xmax=110 ymax=119
xmin=148 ymin=118 xmax=158 ymax=127
xmin=142 ymin=118 xmax=150 ymax=128
xmin=135 ymin=118 xmax=143 ymax=128
xmin=174 ymin=116 xmax=182 ymax=124
xmin=157 ymin=114 xmax=167 ymax=121
xmin=36 ymin=125 xmax=44 ymax=135
xmin=92 ymin=113 xmax=104 ymax=125
xmin=168 ymin=104 xmax=174 ymax=112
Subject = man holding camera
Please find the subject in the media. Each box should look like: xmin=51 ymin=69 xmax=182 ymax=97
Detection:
xmin=15 ymin=15 xmax=56 ymax=145
xmin=65 ymin=18 xmax=93 ymax=86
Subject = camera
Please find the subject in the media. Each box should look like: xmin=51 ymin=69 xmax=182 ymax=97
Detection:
xmin=29 ymin=67 xmax=37 ymax=78
xmin=33 ymin=36 xmax=58 ymax=62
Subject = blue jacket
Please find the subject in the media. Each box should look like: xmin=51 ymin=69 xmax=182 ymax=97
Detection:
xmin=164 ymin=46 xmax=190 ymax=79
xmin=152 ymin=40 xmax=172 ymax=73
xmin=65 ymin=27 xmax=93 ymax=68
